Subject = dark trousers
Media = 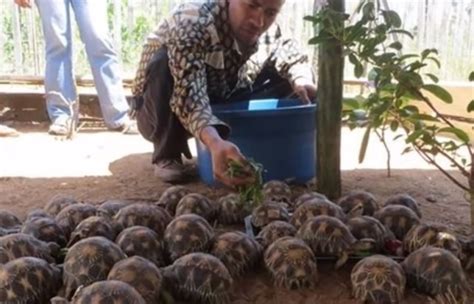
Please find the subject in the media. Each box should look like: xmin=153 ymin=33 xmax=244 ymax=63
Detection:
xmin=135 ymin=47 xmax=294 ymax=164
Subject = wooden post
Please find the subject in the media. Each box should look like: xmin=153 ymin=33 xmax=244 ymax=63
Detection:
xmin=316 ymin=0 xmax=344 ymax=200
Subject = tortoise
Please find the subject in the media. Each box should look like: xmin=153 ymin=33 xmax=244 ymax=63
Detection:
xmin=164 ymin=214 xmax=214 ymax=262
xmin=0 ymin=233 xmax=59 ymax=263
xmin=45 ymin=194 xmax=79 ymax=216
xmin=210 ymin=231 xmax=262 ymax=277
xmin=351 ymin=255 xmax=406 ymax=304
xmin=402 ymin=246 xmax=469 ymax=303
xmin=403 ymin=223 xmax=462 ymax=258
xmin=96 ymin=199 xmax=129 ymax=218
xmin=264 ymin=236 xmax=318 ymax=289
xmin=217 ymin=193 xmax=250 ymax=225
xmin=67 ymin=215 xmax=117 ymax=247
xmin=114 ymin=203 xmax=171 ymax=237
xmin=55 ymin=203 xmax=97 ymax=238
xmin=337 ymin=190 xmax=379 ymax=216
xmin=62 ymin=236 xmax=126 ymax=299
xmin=460 ymin=236 xmax=474 ymax=271
xmin=53 ymin=280 xmax=146 ymax=304
xmin=250 ymin=202 xmax=290 ymax=230
xmin=107 ymin=256 xmax=163 ymax=304
xmin=161 ymin=252 xmax=233 ymax=304
xmin=374 ymin=205 xmax=421 ymax=241
xmin=156 ymin=185 xmax=192 ymax=215
xmin=383 ymin=193 xmax=422 ymax=218
xmin=115 ymin=225 xmax=165 ymax=267
xmin=255 ymin=220 xmax=297 ymax=248
xmin=296 ymin=215 xmax=375 ymax=269
xmin=26 ymin=208 xmax=51 ymax=220
xmin=0 ymin=210 xmax=22 ymax=230
xmin=0 ymin=257 xmax=62 ymax=303
xmin=347 ymin=215 xmax=402 ymax=255
xmin=290 ymin=199 xmax=349 ymax=229
xmin=175 ymin=193 xmax=216 ymax=222
xmin=21 ymin=216 xmax=68 ymax=247
xmin=294 ymin=191 xmax=328 ymax=209
xmin=262 ymin=180 xmax=292 ymax=209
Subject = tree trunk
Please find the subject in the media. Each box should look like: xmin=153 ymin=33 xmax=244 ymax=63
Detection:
xmin=316 ymin=0 xmax=344 ymax=200
xmin=470 ymin=153 xmax=474 ymax=231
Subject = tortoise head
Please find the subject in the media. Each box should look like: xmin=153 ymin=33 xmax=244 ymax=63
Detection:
xmin=347 ymin=202 xmax=364 ymax=218
xmin=353 ymin=238 xmax=377 ymax=253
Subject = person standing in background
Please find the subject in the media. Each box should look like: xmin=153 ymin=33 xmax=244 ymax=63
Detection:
xmin=14 ymin=0 xmax=137 ymax=135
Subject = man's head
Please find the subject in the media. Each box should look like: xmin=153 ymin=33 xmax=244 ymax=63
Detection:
xmin=228 ymin=0 xmax=285 ymax=47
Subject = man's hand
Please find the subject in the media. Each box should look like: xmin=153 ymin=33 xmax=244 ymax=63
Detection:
xmin=14 ymin=0 xmax=32 ymax=8
xmin=293 ymin=77 xmax=317 ymax=104
xmin=200 ymin=126 xmax=254 ymax=187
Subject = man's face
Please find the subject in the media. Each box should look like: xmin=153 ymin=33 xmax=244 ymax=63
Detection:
xmin=228 ymin=0 xmax=285 ymax=47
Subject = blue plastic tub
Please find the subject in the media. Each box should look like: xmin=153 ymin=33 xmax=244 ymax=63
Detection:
xmin=196 ymin=98 xmax=317 ymax=185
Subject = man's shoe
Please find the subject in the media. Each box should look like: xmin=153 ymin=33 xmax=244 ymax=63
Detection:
xmin=0 ymin=125 xmax=19 ymax=137
xmin=48 ymin=121 xmax=69 ymax=136
xmin=154 ymin=159 xmax=197 ymax=183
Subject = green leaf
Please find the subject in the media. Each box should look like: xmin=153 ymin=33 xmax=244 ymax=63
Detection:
xmin=425 ymin=73 xmax=439 ymax=83
xmin=354 ymin=62 xmax=364 ymax=78
xmin=388 ymin=41 xmax=403 ymax=50
xmin=421 ymin=84 xmax=453 ymax=104
xmin=382 ymin=10 xmax=402 ymax=28
xmin=469 ymin=71 xmax=474 ymax=81
xmin=303 ymin=15 xmax=321 ymax=23
xmin=438 ymin=127 xmax=470 ymax=143
xmin=426 ymin=56 xmax=441 ymax=68
xmin=362 ymin=2 xmax=375 ymax=20
xmin=468 ymin=100 xmax=474 ymax=112
xmin=388 ymin=29 xmax=414 ymax=39
xmin=399 ymin=54 xmax=419 ymax=61
xmin=308 ymin=34 xmax=330 ymax=45
xmin=359 ymin=126 xmax=371 ymax=163
xmin=406 ymin=129 xmax=424 ymax=143
xmin=343 ymin=98 xmax=360 ymax=110
xmin=390 ymin=120 xmax=399 ymax=131
xmin=410 ymin=113 xmax=440 ymax=122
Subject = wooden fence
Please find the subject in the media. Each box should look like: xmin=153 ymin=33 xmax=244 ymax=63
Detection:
xmin=0 ymin=0 xmax=473 ymax=81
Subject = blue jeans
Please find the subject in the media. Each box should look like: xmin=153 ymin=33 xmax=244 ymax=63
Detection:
xmin=35 ymin=0 xmax=130 ymax=128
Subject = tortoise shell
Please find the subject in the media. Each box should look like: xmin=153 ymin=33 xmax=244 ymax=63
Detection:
xmin=262 ymin=180 xmax=292 ymax=208
xmin=0 ymin=233 xmax=58 ymax=263
xmin=45 ymin=194 xmax=78 ymax=216
xmin=156 ymin=185 xmax=192 ymax=216
xmin=210 ymin=231 xmax=262 ymax=277
xmin=0 ymin=210 xmax=21 ymax=230
xmin=337 ymin=190 xmax=379 ymax=216
xmin=294 ymin=192 xmax=327 ymax=209
xmin=217 ymin=193 xmax=249 ymax=225
xmin=251 ymin=202 xmax=290 ymax=229
xmin=55 ymin=203 xmax=97 ymax=238
xmin=256 ymin=220 xmax=297 ymax=248
xmin=115 ymin=225 xmax=165 ymax=267
xmin=162 ymin=252 xmax=233 ymax=304
xmin=114 ymin=203 xmax=171 ymax=237
xmin=297 ymin=215 xmax=374 ymax=268
xmin=68 ymin=216 xmax=117 ymax=247
xmin=21 ymin=216 xmax=67 ymax=247
xmin=347 ymin=215 xmax=397 ymax=254
xmin=175 ymin=193 xmax=216 ymax=222
xmin=264 ymin=236 xmax=318 ymax=289
xmin=96 ymin=199 xmax=129 ymax=218
xmin=164 ymin=214 xmax=214 ymax=262
xmin=70 ymin=280 xmax=146 ymax=304
xmin=374 ymin=205 xmax=421 ymax=240
xmin=402 ymin=247 xmax=468 ymax=303
xmin=461 ymin=237 xmax=474 ymax=271
xmin=290 ymin=199 xmax=346 ymax=229
xmin=26 ymin=209 xmax=51 ymax=221
xmin=383 ymin=193 xmax=422 ymax=218
xmin=351 ymin=255 xmax=406 ymax=304
xmin=403 ymin=223 xmax=462 ymax=258
xmin=107 ymin=256 xmax=163 ymax=304
xmin=62 ymin=236 xmax=126 ymax=298
xmin=0 ymin=257 xmax=62 ymax=303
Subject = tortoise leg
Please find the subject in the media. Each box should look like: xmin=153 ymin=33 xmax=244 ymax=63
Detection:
xmin=335 ymin=251 xmax=349 ymax=269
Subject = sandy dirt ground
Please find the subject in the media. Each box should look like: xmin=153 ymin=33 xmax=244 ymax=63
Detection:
xmin=0 ymin=122 xmax=472 ymax=303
